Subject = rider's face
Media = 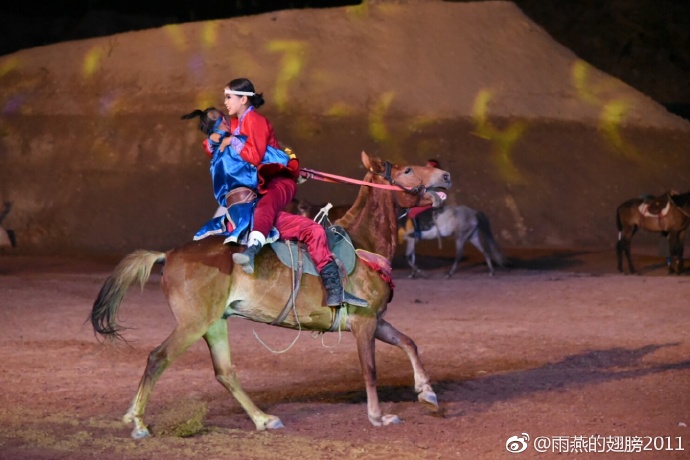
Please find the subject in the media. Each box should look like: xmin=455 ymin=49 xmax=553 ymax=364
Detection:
xmin=224 ymin=90 xmax=248 ymax=118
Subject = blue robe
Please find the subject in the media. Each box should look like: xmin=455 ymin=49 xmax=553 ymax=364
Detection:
xmin=193 ymin=124 xmax=291 ymax=245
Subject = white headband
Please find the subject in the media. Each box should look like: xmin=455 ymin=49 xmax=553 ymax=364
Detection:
xmin=224 ymin=89 xmax=255 ymax=96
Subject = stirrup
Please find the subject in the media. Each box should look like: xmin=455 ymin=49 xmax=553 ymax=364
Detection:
xmin=342 ymin=291 xmax=369 ymax=308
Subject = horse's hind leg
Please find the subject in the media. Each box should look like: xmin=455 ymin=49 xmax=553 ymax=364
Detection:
xmin=616 ymin=239 xmax=625 ymax=273
xmin=375 ymin=319 xmax=438 ymax=411
xmin=123 ymin=324 xmax=209 ymax=439
xmin=617 ymin=226 xmax=637 ymax=274
xmin=447 ymin=232 xmax=471 ymax=278
xmin=468 ymin=231 xmax=495 ymax=276
xmin=203 ymin=319 xmax=283 ymax=431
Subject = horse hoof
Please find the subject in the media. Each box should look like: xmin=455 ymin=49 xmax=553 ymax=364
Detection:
xmin=382 ymin=414 xmax=401 ymax=425
xmin=257 ymin=416 xmax=284 ymax=431
xmin=266 ymin=418 xmax=284 ymax=430
xmin=418 ymin=390 xmax=439 ymax=410
xmin=131 ymin=427 xmax=151 ymax=439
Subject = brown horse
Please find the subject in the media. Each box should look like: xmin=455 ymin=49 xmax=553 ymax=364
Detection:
xmin=616 ymin=190 xmax=690 ymax=274
xmin=90 ymin=151 xmax=451 ymax=438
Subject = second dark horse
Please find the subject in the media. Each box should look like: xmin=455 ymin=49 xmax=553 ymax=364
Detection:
xmin=616 ymin=190 xmax=690 ymax=274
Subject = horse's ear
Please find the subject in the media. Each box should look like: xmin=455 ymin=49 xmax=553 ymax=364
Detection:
xmin=361 ymin=151 xmax=383 ymax=173
xmin=361 ymin=151 xmax=371 ymax=169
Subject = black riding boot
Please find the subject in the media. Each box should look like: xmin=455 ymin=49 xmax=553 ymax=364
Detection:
xmin=412 ymin=218 xmax=422 ymax=239
xmin=319 ymin=261 xmax=369 ymax=308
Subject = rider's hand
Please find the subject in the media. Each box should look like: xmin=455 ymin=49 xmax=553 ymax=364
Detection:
xmin=219 ymin=135 xmax=232 ymax=151
xmin=284 ymin=147 xmax=301 ymax=180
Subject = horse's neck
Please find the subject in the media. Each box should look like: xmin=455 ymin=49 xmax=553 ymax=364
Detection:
xmin=339 ymin=176 xmax=398 ymax=260
xmin=671 ymin=193 xmax=690 ymax=213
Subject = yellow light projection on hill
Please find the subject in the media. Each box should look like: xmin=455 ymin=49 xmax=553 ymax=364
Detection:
xmin=267 ymin=40 xmax=306 ymax=112
xmin=0 ymin=57 xmax=19 ymax=78
xmin=83 ymin=47 xmax=106 ymax=77
xmin=346 ymin=2 xmax=370 ymax=19
xmin=572 ymin=60 xmax=639 ymax=160
xmin=326 ymin=102 xmax=355 ymax=117
xmin=0 ymin=58 xmax=22 ymax=114
xmin=164 ymin=24 xmax=188 ymax=52
xmin=472 ymin=89 xmax=527 ymax=184
xmin=369 ymin=92 xmax=395 ymax=143
xmin=201 ymin=22 xmax=219 ymax=48
xmin=196 ymin=90 xmax=217 ymax=112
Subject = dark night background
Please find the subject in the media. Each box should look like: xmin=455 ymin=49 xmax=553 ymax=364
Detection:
xmin=1 ymin=0 xmax=688 ymax=118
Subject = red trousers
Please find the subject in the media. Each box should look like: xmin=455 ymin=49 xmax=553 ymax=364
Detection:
xmin=253 ymin=176 xmax=333 ymax=272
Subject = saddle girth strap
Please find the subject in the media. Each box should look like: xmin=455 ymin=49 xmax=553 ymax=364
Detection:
xmin=272 ymin=241 xmax=303 ymax=326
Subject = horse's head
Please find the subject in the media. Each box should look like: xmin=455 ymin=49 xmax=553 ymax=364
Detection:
xmin=362 ymin=151 xmax=451 ymax=209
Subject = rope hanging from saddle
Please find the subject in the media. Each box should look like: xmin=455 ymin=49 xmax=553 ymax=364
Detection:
xmin=271 ymin=240 xmax=304 ymax=326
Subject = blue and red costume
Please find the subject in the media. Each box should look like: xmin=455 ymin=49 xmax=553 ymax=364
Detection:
xmin=194 ymin=108 xmax=334 ymax=271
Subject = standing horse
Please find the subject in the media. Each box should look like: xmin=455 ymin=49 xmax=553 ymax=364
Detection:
xmin=90 ymin=152 xmax=451 ymax=438
xmin=616 ymin=190 xmax=690 ymax=274
xmin=402 ymin=205 xmax=506 ymax=278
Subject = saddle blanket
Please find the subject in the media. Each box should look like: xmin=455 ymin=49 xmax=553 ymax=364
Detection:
xmin=638 ymin=201 xmax=670 ymax=218
xmin=270 ymin=225 xmax=356 ymax=276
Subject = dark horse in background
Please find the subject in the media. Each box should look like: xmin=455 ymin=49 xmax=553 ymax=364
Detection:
xmin=616 ymin=190 xmax=690 ymax=274
xmin=90 ymin=152 xmax=450 ymax=438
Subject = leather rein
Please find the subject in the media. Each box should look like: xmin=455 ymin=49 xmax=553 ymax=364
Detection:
xmin=299 ymin=162 xmax=427 ymax=209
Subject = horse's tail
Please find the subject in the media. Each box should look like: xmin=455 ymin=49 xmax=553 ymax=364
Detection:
xmin=477 ymin=211 xmax=507 ymax=266
xmin=90 ymin=250 xmax=166 ymax=342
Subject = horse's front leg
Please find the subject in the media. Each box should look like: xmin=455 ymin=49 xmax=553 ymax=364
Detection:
xmin=404 ymin=236 xmax=422 ymax=278
xmin=375 ymin=319 xmax=438 ymax=410
xmin=667 ymin=230 xmax=687 ymax=275
xmin=351 ymin=317 xmax=400 ymax=426
xmin=204 ymin=319 xmax=283 ymax=430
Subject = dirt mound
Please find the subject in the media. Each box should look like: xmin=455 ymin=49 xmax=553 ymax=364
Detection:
xmin=0 ymin=1 xmax=688 ymax=255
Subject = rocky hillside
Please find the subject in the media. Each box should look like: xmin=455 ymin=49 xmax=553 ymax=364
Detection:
xmin=0 ymin=1 xmax=688 ymax=256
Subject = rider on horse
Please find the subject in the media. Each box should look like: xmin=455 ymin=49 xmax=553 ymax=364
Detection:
xmin=182 ymin=78 xmax=368 ymax=308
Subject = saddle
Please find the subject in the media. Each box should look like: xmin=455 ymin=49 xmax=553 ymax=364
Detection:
xmin=269 ymin=225 xmax=394 ymax=327
xmin=638 ymin=191 xmax=678 ymax=218
xmin=412 ymin=207 xmax=442 ymax=232
xmin=270 ymin=225 xmax=356 ymax=276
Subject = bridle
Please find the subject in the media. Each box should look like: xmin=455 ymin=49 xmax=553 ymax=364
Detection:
xmin=374 ymin=161 xmax=426 ymax=210
xmin=299 ymin=161 xmax=428 ymax=210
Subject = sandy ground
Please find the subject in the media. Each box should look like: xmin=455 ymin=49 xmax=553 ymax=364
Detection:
xmin=2 ymin=3 xmax=689 ymax=458
xmin=1 ymin=245 xmax=689 ymax=460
